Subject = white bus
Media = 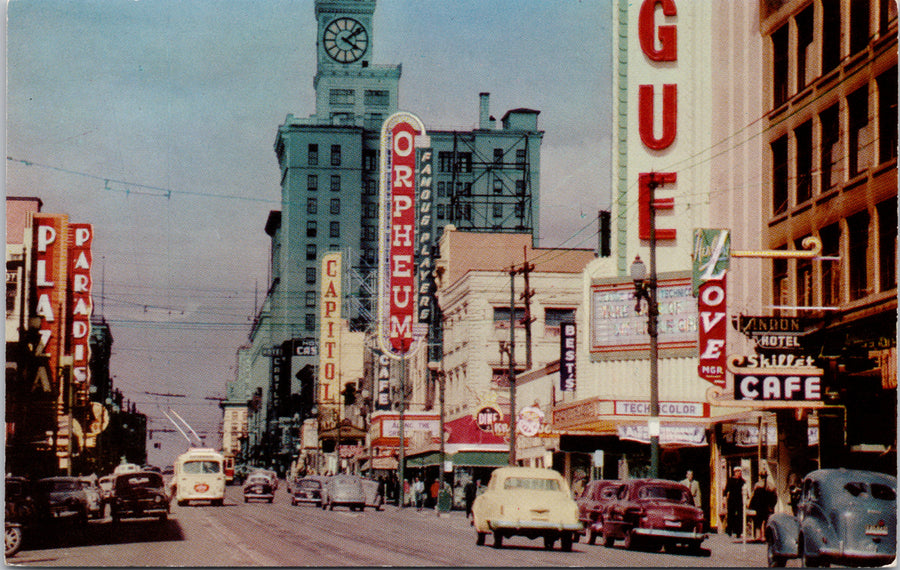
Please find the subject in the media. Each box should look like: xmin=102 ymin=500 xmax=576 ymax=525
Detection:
xmin=173 ymin=448 xmax=225 ymax=506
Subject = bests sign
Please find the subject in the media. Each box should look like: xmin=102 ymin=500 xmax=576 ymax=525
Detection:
xmin=377 ymin=112 xmax=427 ymax=356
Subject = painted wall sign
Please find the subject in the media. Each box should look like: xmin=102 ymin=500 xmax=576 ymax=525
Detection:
xmin=559 ymin=322 xmax=577 ymax=392
xmin=377 ymin=112 xmax=427 ymax=357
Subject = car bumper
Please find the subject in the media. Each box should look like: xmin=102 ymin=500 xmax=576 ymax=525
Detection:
xmin=489 ymin=520 xmax=583 ymax=532
xmin=244 ymin=493 xmax=274 ymax=500
xmin=816 ymin=545 xmax=896 ymax=566
xmin=632 ymin=528 xmax=707 ymax=541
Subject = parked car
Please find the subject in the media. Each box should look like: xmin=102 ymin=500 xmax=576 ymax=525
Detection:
xmin=6 ymin=476 xmax=37 ymax=557
xmin=249 ymin=469 xmax=278 ymax=491
xmin=243 ymin=474 xmax=275 ymax=503
xmin=765 ymin=468 xmax=896 ymax=568
xmin=601 ymin=478 xmax=706 ymax=553
xmin=322 ymin=474 xmax=366 ymax=511
xmin=98 ymin=475 xmax=115 ymax=506
xmin=33 ymin=476 xmax=90 ymax=524
xmin=78 ymin=477 xmax=103 ymax=519
xmin=361 ymin=478 xmax=384 ymax=511
xmin=291 ymin=476 xmax=326 ymax=507
xmin=576 ymin=479 xmax=624 ymax=545
xmin=472 ymin=466 xmax=583 ymax=551
xmin=110 ymin=471 xmax=170 ymax=523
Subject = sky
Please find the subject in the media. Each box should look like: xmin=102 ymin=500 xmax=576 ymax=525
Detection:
xmin=6 ymin=0 xmax=613 ymax=468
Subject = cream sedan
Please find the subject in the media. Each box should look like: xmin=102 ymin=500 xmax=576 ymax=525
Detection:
xmin=472 ymin=467 xmax=584 ymax=551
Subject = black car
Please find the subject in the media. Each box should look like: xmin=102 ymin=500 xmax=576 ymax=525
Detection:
xmin=6 ymin=476 xmax=37 ymax=557
xmin=243 ymin=474 xmax=275 ymax=503
xmin=291 ymin=477 xmax=325 ymax=507
xmin=110 ymin=471 xmax=170 ymax=523
xmin=33 ymin=476 xmax=90 ymax=524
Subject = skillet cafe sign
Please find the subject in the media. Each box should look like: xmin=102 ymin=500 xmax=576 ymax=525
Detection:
xmin=694 ymin=229 xmax=824 ymax=406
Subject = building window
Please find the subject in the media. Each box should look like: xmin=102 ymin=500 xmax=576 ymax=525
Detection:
xmin=363 ymin=225 xmax=376 ymax=241
xmin=515 ymin=180 xmax=526 ymax=196
xmin=848 ymin=86 xmax=870 ymax=177
xmin=330 ymin=198 xmax=341 ymax=215
xmin=364 ymin=203 xmax=377 ymax=218
xmin=796 ymin=6 xmax=814 ymax=92
xmin=878 ymin=68 xmax=898 ymax=164
xmin=795 ymin=237 xmax=814 ymax=307
xmin=437 ymin=181 xmax=446 ymax=198
xmin=773 ymin=256 xmax=788 ymax=311
xmin=307 ymin=197 xmax=317 ymax=215
xmin=771 ymin=136 xmax=788 ymax=215
xmin=330 ymin=175 xmax=341 ymax=192
xmin=329 ymin=89 xmax=355 ymax=106
xmin=516 ymin=149 xmax=526 ymax=166
xmin=878 ymin=197 xmax=897 ymax=292
xmin=493 ymin=148 xmax=503 ymax=165
xmin=363 ymin=150 xmax=377 ymax=171
xmin=850 ymin=0 xmax=870 ymax=55
xmin=795 ymin=121 xmax=813 ymax=204
xmin=515 ymin=203 xmax=524 ymax=218
xmin=492 ymin=204 xmax=503 ymax=218
xmin=331 ymin=144 xmax=341 ymax=166
xmin=305 ymin=314 xmax=315 ymax=331
xmin=438 ymin=152 xmax=453 ymax=173
xmin=330 ymin=221 xmax=340 ymax=238
xmin=305 ymin=292 xmax=317 ymax=308
xmin=364 ymin=89 xmax=389 ymax=107
xmin=464 ymin=183 xmax=472 ymax=196
xmin=437 ymin=204 xmax=445 ymax=220
xmin=493 ymin=179 xmax=503 ymax=194
xmin=493 ymin=307 xmax=525 ymax=328
xmin=463 ymin=204 xmax=472 ymax=221
xmin=820 ymin=223 xmax=841 ymax=307
xmin=306 ymin=244 xmax=317 ymax=261
xmin=365 ymin=179 xmax=377 ymax=195
xmin=307 ymin=174 xmax=318 ymax=192
xmin=820 ymin=104 xmax=841 ymax=191
xmin=848 ymin=210 xmax=870 ymax=301
xmin=308 ymin=144 xmax=318 ymax=166
xmin=306 ymin=267 xmax=317 ymax=284
xmin=772 ymin=24 xmax=788 ymax=107
xmin=880 ymin=0 xmax=898 ymax=35
xmin=822 ymin=1 xmax=841 ymax=73
xmin=545 ymin=308 xmax=576 ymax=329
xmin=307 ymin=220 xmax=317 ymax=237
xmin=457 ymin=153 xmax=473 ymax=173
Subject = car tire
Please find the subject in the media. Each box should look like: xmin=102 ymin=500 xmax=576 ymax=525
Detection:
xmin=492 ymin=531 xmax=503 ymax=549
xmin=767 ymin=540 xmax=787 ymax=568
xmin=544 ymin=535 xmax=556 ymax=550
xmin=476 ymin=532 xmax=486 ymax=546
xmin=587 ymin=529 xmax=597 ymax=545
xmin=561 ymin=533 xmax=574 ymax=552
xmin=5 ymin=524 xmax=23 ymax=557
xmin=623 ymin=529 xmax=639 ymax=550
xmin=800 ymin=539 xmax=827 ymax=568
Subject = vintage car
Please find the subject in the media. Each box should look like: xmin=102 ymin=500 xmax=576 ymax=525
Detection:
xmin=98 ymin=475 xmax=115 ymax=506
xmin=765 ymin=468 xmax=896 ymax=568
xmin=6 ymin=476 xmax=37 ymax=557
xmin=576 ymin=479 xmax=624 ymax=545
xmin=78 ymin=477 xmax=103 ymax=519
xmin=361 ymin=478 xmax=384 ymax=511
xmin=110 ymin=471 xmax=171 ymax=522
xmin=322 ymin=474 xmax=366 ymax=511
xmin=290 ymin=476 xmax=326 ymax=507
xmin=472 ymin=466 xmax=583 ymax=551
xmin=243 ymin=474 xmax=276 ymax=503
xmin=601 ymin=478 xmax=706 ymax=552
xmin=33 ymin=476 xmax=90 ymax=524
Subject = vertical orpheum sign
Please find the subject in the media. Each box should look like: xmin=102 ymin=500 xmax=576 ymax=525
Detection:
xmin=33 ymin=214 xmax=68 ymax=394
xmin=319 ymin=252 xmax=342 ymax=405
xmin=377 ymin=112 xmax=427 ymax=356
xmin=694 ymin=229 xmax=730 ymax=388
xmin=68 ymin=224 xmax=93 ymax=389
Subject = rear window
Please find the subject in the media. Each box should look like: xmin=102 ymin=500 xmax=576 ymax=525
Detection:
xmin=637 ymin=485 xmax=690 ymax=503
xmin=844 ymin=481 xmax=897 ymax=501
xmin=299 ymin=480 xmax=321 ymax=489
xmin=40 ymin=480 xmax=80 ymax=492
xmin=117 ymin=474 xmax=162 ymax=489
xmin=503 ymin=477 xmax=561 ymax=491
xmin=182 ymin=460 xmax=221 ymax=474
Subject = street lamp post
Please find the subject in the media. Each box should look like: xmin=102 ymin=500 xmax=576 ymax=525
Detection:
xmin=631 ymin=251 xmax=660 ymax=478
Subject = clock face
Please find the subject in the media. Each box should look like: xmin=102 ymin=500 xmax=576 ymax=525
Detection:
xmin=323 ymin=17 xmax=369 ymax=63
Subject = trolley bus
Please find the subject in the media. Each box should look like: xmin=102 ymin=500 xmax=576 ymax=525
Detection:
xmin=173 ymin=448 xmax=225 ymax=506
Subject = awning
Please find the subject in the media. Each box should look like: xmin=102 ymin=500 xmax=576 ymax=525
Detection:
xmin=406 ymin=452 xmax=441 ymax=468
xmin=405 ymin=450 xmax=509 ymax=468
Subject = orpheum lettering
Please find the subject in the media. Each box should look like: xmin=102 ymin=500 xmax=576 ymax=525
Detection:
xmin=388 ymin=121 xmax=418 ymax=353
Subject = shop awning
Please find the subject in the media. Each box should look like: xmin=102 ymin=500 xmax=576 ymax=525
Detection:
xmin=406 ymin=452 xmax=441 ymax=467
xmin=405 ymin=450 xmax=509 ymax=468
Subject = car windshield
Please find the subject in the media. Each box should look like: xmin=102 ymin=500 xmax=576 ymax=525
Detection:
xmin=182 ymin=460 xmax=221 ymax=474
xmin=503 ymin=477 xmax=561 ymax=491
xmin=844 ymin=481 xmax=897 ymax=501
xmin=637 ymin=485 xmax=690 ymax=503
xmin=40 ymin=480 xmax=80 ymax=492
xmin=117 ymin=474 xmax=163 ymax=490
xmin=299 ymin=480 xmax=321 ymax=489
xmin=247 ymin=476 xmax=269 ymax=484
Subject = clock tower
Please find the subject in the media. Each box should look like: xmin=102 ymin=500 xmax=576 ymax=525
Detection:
xmin=313 ymin=0 xmax=400 ymax=125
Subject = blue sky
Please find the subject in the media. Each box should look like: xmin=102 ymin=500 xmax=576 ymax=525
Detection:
xmin=6 ymin=0 xmax=612 ymax=466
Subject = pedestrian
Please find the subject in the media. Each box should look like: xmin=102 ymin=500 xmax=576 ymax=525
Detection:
xmin=377 ymin=476 xmax=386 ymax=506
xmin=681 ymin=469 xmax=702 ymax=507
xmin=403 ymin=478 xmax=411 ymax=506
xmin=748 ymin=468 xmax=777 ymax=541
xmin=412 ymin=477 xmax=424 ymax=510
xmin=430 ymin=479 xmax=440 ymax=510
xmin=464 ymin=479 xmax=477 ymax=518
xmin=724 ymin=466 xmax=748 ymax=538
xmin=788 ymin=473 xmax=802 ymax=516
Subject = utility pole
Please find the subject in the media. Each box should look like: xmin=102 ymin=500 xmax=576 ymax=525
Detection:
xmin=518 ymin=246 xmax=535 ymax=370
xmin=398 ymin=357 xmax=406 ymax=507
xmin=508 ymin=265 xmax=517 ymax=466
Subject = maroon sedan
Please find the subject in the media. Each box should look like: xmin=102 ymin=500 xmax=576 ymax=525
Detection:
xmin=601 ymin=479 xmax=706 ymax=553
xmin=575 ymin=480 xmax=624 ymax=545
